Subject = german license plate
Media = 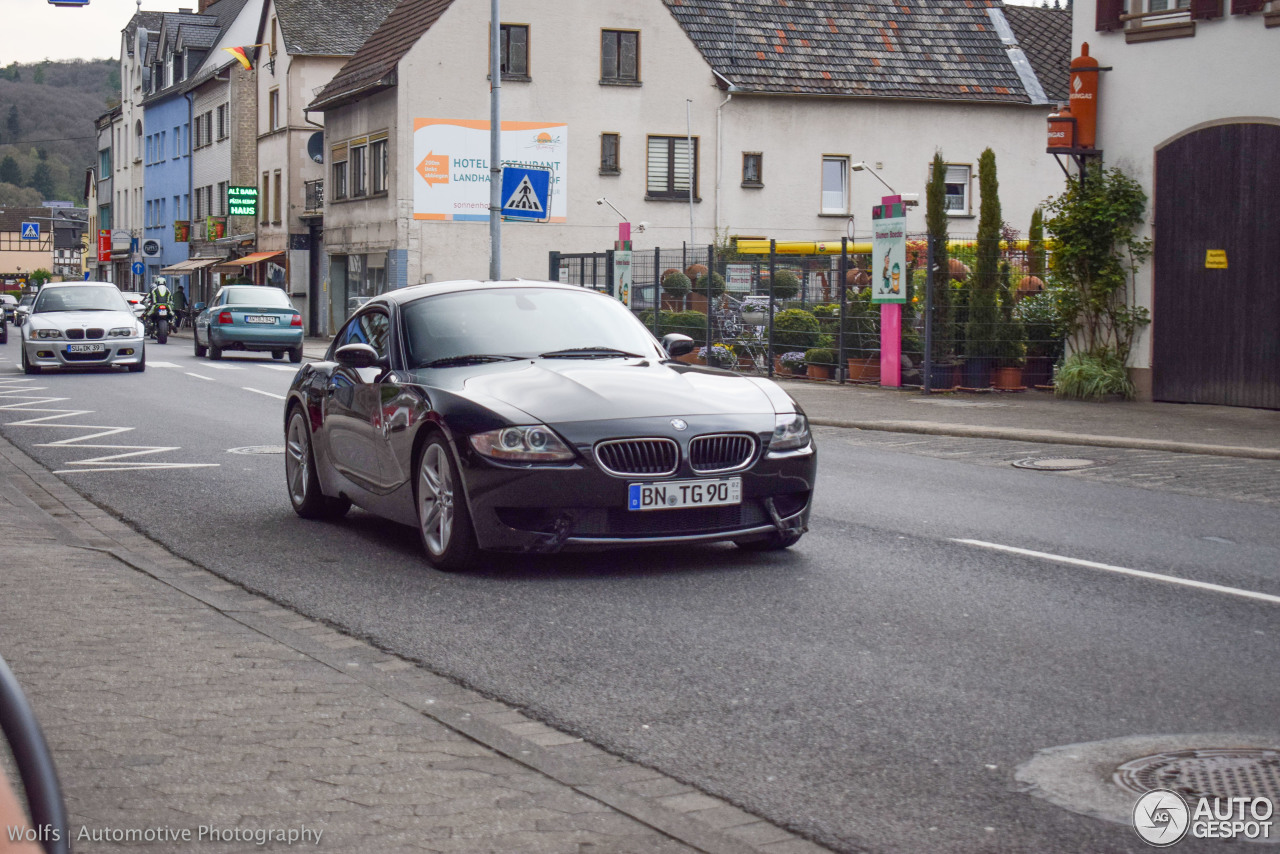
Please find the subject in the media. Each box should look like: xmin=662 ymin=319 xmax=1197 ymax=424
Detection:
xmin=628 ymin=477 xmax=741 ymax=511
xmin=66 ymin=344 xmax=105 ymax=353
xmin=244 ymin=315 xmax=276 ymax=324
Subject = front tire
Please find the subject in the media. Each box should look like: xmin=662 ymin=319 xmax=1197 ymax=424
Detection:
xmin=415 ymin=436 xmax=479 ymax=572
xmin=285 ymin=407 xmax=350 ymax=520
xmin=21 ymin=347 xmax=39 ymax=375
xmin=128 ymin=348 xmax=146 ymax=373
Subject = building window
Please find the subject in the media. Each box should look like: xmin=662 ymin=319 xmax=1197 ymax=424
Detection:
xmin=601 ymin=30 xmax=639 ymax=83
xmin=216 ymin=104 xmax=228 ymax=140
xmin=821 ymin=155 xmax=849 ymax=215
xmin=331 ymin=143 xmax=348 ymax=200
xmin=99 ymin=149 xmax=111 ymax=174
xmin=194 ymin=186 xmax=205 ymax=220
xmin=260 ymin=171 xmax=270 ymax=224
xmin=942 ymin=163 xmax=971 ymax=215
xmin=216 ymin=181 xmax=228 ymax=216
xmin=500 ymin=24 xmax=528 ymax=79
xmin=646 ymin=135 xmax=698 ymax=200
xmin=273 ymin=170 xmax=282 ymax=223
xmin=268 ymin=88 xmax=280 ymax=131
xmin=742 ymin=152 xmax=763 ymax=187
xmin=350 ymin=141 xmax=367 ymax=197
xmin=370 ymin=138 xmax=388 ymax=193
xmin=600 ymin=133 xmax=620 ymax=175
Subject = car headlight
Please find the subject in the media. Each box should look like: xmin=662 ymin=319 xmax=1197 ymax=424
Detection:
xmin=769 ymin=412 xmax=811 ymax=453
xmin=470 ymin=425 xmax=575 ymax=462
xmin=108 ymin=327 xmax=134 ymax=338
xmin=35 ymin=328 xmax=62 ymax=340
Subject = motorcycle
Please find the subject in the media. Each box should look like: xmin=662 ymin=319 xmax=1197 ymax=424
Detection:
xmin=143 ymin=303 xmax=171 ymax=344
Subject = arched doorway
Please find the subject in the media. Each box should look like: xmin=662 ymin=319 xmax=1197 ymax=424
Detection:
xmin=1152 ymin=122 xmax=1280 ymax=409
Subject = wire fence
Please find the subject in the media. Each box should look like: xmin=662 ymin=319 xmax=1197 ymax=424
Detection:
xmin=549 ymin=235 xmax=1063 ymax=390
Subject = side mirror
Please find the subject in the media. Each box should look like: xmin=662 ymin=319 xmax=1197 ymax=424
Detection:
xmin=193 ymin=302 xmax=206 ymax=312
xmin=15 ymin=310 xmax=27 ymax=324
xmin=334 ymin=343 xmax=384 ymax=370
xmin=662 ymin=333 xmax=695 ymax=358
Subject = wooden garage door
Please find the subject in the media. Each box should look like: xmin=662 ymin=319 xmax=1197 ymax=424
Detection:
xmin=1152 ymin=122 xmax=1280 ymax=409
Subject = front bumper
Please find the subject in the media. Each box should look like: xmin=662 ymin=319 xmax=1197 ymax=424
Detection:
xmin=23 ymin=337 xmax=145 ymax=369
xmin=210 ymin=326 xmax=304 ymax=352
xmin=457 ymin=414 xmax=817 ymax=553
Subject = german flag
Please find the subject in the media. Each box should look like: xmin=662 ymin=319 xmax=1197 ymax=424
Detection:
xmin=222 ymin=44 xmax=267 ymax=71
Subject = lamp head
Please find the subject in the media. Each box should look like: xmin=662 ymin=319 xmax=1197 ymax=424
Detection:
xmin=850 ymin=161 xmax=868 ymax=171
xmin=596 ymin=198 xmax=605 ymax=205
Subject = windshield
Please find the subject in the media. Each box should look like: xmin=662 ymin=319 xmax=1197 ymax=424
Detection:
xmin=401 ymin=287 xmax=659 ymax=368
xmin=223 ymin=287 xmax=292 ymax=307
xmin=32 ymin=286 xmax=129 ymax=314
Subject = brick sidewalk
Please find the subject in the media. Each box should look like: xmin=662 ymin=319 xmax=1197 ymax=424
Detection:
xmin=0 ymin=435 xmax=828 ymax=854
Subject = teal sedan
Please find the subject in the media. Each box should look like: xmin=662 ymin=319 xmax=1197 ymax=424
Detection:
xmin=193 ymin=285 xmax=304 ymax=362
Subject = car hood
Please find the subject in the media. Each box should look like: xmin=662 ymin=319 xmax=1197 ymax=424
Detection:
xmin=410 ymin=359 xmax=785 ymax=423
xmin=29 ymin=310 xmax=137 ymax=329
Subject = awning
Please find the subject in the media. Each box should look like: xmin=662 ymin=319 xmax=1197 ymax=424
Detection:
xmin=218 ymin=251 xmax=284 ymax=267
xmin=159 ymin=257 xmax=225 ymax=274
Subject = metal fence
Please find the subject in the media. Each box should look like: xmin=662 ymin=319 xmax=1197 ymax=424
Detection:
xmin=549 ymin=235 xmax=1062 ymax=391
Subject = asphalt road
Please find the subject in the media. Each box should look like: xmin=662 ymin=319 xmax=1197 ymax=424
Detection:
xmin=2 ymin=340 xmax=1277 ymax=854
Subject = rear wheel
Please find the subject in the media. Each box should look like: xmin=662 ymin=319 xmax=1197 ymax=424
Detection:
xmin=285 ymin=407 xmax=350 ymax=520
xmin=209 ymin=337 xmax=222 ymax=360
xmin=289 ymin=346 xmax=303 ymax=364
xmin=156 ymin=318 xmax=168 ymax=344
xmin=415 ymin=436 xmax=479 ymax=572
xmin=193 ymin=329 xmax=206 ymax=358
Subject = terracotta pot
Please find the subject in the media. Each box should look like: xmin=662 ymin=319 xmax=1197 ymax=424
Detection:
xmin=993 ymin=366 xmax=1025 ymax=390
xmin=675 ymin=351 xmax=703 ymax=365
xmin=806 ymin=364 xmax=833 ymax=380
xmin=846 ymin=357 xmax=881 ymax=383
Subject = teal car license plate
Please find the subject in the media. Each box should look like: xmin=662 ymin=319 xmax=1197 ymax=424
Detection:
xmin=244 ymin=315 xmax=277 ymax=324
xmin=628 ymin=477 xmax=742 ymax=511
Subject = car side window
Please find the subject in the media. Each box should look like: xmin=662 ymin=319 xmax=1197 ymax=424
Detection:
xmin=361 ymin=312 xmax=390 ymax=362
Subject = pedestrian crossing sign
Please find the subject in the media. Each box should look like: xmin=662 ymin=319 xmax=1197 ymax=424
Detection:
xmin=21 ymin=222 xmax=40 ymax=240
xmin=499 ymin=165 xmax=552 ymax=222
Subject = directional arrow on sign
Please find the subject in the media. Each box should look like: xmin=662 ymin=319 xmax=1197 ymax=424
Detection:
xmin=416 ymin=151 xmax=449 ymax=186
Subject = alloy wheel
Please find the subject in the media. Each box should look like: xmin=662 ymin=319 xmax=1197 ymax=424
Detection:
xmin=418 ymin=443 xmax=454 ymax=556
xmin=285 ymin=412 xmax=309 ymax=508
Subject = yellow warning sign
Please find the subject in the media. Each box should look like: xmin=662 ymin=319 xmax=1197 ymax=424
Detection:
xmin=1205 ymin=250 xmax=1228 ymax=269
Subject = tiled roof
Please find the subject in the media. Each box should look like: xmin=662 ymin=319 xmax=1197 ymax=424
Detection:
xmin=309 ymin=0 xmax=453 ymax=110
xmin=176 ymin=25 xmax=219 ymax=51
xmin=1002 ymin=4 xmax=1071 ymax=103
xmin=123 ymin=11 xmax=163 ymax=57
xmin=662 ymin=0 xmax=1036 ymax=104
xmin=273 ymin=0 xmax=402 ymax=57
xmin=0 ymin=207 xmax=54 ymax=234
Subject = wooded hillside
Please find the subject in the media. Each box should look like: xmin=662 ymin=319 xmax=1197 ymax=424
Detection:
xmin=0 ymin=59 xmax=120 ymax=207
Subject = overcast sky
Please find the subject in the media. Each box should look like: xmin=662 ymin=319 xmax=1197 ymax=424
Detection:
xmin=1 ymin=0 xmax=1060 ymax=66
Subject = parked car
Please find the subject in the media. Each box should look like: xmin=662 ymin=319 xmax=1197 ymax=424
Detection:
xmin=192 ymin=285 xmax=304 ymax=362
xmin=284 ymin=280 xmax=817 ymax=572
xmin=19 ymin=282 xmax=146 ymax=374
xmin=13 ymin=293 xmax=35 ymax=324
xmin=0 ymin=293 xmax=17 ymax=323
xmin=118 ymin=291 xmax=147 ymax=317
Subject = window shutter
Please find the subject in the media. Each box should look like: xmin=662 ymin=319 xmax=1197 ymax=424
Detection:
xmin=1190 ymin=0 xmax=1222 ymax=18
xmin=1096 ymin=0 xmax=1125 ymax=30
xmin=1231 ymin=0 xmax=1264 ymax=13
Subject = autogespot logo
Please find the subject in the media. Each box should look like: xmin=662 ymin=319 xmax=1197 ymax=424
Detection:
xmin=1133 ymin=789 xmax=1190 ymax=847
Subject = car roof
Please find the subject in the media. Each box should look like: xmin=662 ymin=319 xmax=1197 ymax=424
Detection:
xmin=40 ymin=281 xmax=115 ymax=289
xmin=372 ymin=279 xmax=595 ymax=308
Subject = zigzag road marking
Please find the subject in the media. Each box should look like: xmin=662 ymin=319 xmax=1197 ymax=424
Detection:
xmin=0 ymin=378 xmax=219 ymax=475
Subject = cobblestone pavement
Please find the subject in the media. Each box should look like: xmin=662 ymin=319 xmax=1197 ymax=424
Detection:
xmin=814 ymin=426 xmax=1280 ymax=507
xmin=0 ymin=435 xmax=829 ymax=854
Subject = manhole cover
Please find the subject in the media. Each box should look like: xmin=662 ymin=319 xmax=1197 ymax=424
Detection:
xmin=1115 ymin=749 xmax=1280 ymax=802
xmin=1012 ymin=457 xmax=1110 ymax=472
xmin=227 ymin=445 xmax=285 ymax=455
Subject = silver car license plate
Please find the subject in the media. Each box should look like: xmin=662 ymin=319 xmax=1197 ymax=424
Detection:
xmin=66 ymin=344 xmax=105 ymax=353
xmin=628 ymin=477 xmax=742 ymax=511
xmin=244 ymin=315 xmax=276 ymax=324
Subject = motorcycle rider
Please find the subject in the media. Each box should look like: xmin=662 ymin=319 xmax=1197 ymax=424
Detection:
xmin=141 ymin=276 xmax=173 ymax=339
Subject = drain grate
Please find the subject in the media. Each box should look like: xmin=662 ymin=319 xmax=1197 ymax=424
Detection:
xmin=1012 ymin=457 xmax=1110 ymax=472
xmin=227 ymin=445 xmax=285 ymax=455
xmin=1114 ymin=749 xmax=1280 ymax=801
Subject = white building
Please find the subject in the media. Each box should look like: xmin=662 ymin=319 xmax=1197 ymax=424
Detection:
xmin=310 ymin=0 xmax=1070 ymax=331
xmin=1076 ymin=0 xmax=1280 ymax=407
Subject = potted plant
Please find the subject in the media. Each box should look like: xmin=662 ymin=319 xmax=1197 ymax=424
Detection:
xmin=1015 ymin=288 xmax=1065 ymax=387
xmin=993 ymin=264 xmax=1028 ymax=390
xmin=702 ymin=342 xmax=736 ymax=369
xmin=739 ymin=295 xmax=770 ymax=326
xmin=804 ymin=347 xmax=836 ymax=380
xmin=768 ymin=269 xmax=801 ymax=300
xmin=778 ymin=351 xmax=807 ymax=375
xmin=660 ymin=270 xmax=691 ymax=310
xmin=771 ymin=308 xmax=820 ymax=364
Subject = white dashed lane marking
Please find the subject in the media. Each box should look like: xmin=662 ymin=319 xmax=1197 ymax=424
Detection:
xmin=258 ymin=365 xmax=301 ymax=372
xmin=148 ymin=361 xmax=180 ymax=368
xmin=242 ymin=387 xmax=285 ymax=400
xmin=186 ymin=373 xmax=216 ymax=381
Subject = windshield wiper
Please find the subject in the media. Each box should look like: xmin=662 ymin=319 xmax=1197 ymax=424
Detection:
xmin=421 ymin=354 xmax=521 ymax=368
xmin=539 ymin=347 xmax=644 ymax=359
